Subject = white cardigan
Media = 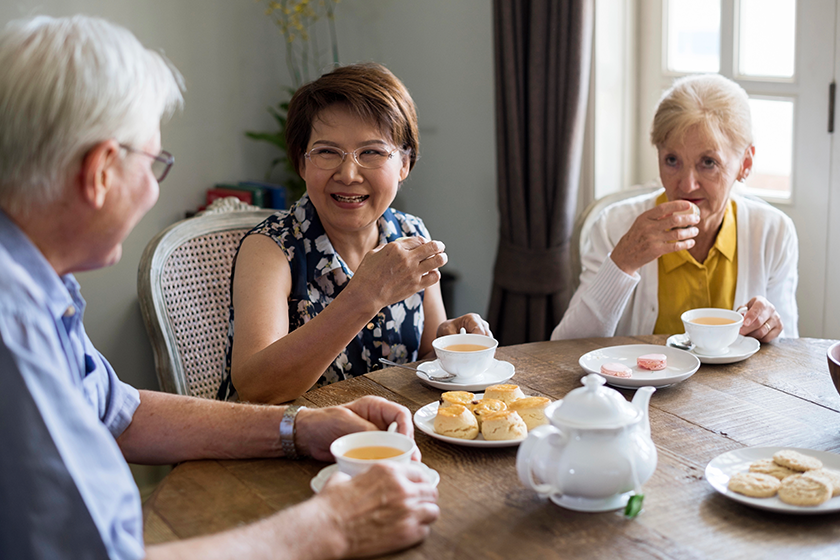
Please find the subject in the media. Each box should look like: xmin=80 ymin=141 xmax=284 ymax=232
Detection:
xmin=551 ymin=190 xmax=799 ymax=339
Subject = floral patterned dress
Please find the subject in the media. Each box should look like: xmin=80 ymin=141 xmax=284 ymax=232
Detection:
xmin=217 ymin=194 xmax=429 ymax=401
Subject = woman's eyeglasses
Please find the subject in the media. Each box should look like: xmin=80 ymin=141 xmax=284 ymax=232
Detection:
xmin=304 ymin=145 xmax=402 ymax=170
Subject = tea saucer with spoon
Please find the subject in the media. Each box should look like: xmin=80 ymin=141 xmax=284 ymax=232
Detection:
xmin=379 ymin=358 xmax=457 ymax=382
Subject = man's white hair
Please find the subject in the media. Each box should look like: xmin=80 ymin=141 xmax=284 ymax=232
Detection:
xmin=0 ymin=15 xmax=184 ymax=215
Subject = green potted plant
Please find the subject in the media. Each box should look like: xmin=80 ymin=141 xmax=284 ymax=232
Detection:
xmin=247 ymin=0 xmax=341 ymax=204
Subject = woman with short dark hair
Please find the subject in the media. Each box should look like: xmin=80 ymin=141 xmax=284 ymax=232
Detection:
xmin=218 ymin=63 xmax=489 ymax=404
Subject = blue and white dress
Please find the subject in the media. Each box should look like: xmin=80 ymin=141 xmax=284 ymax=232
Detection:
xmin=217 ymin=194 xmax=429 ymax=401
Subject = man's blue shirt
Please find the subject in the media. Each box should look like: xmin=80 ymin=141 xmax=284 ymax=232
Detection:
xmin=0 ymin=210 xmax=144 ymax=559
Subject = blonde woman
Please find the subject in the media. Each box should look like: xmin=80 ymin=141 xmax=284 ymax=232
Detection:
xmin=552 ymin=74 xmax=798 ymax=341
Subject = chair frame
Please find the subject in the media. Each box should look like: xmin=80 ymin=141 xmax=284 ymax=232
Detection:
xmin=138 ymin=200 xmax=275 ymax=396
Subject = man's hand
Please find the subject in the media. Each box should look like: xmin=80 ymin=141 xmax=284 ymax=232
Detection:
xmin=316 ymin=463 xmax=440 ymax=558
xmin=294 ymin=396 xmax=418 ymax=462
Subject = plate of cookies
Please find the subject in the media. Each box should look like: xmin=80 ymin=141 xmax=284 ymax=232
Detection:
xmin=578 ymin=344 xmax=700 ymax=389
xmin=413 ymin=384 xmax=550 ymax=448
xmin=705 ymin=446 xmax=840 ymax=514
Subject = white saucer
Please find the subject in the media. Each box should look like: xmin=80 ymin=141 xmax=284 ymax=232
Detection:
xmin=578 ymin=344 xmax=700 ymax=389
xmin=416 ymin=359 xmax=515 ymax=391
xmin=550 ymin=490 xmax=636 ymax=512
xmin=666 ymin=334 xmax=760 ymax=364
xmin=310 ymin=462 xmax=440 ymax=493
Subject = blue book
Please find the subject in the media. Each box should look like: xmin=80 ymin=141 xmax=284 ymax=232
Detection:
xmin=239 ymin=181 xmax=287 ymax=209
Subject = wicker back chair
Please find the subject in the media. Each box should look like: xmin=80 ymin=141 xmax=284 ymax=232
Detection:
xmin=138 ymin=198 xmax=275 ymax=398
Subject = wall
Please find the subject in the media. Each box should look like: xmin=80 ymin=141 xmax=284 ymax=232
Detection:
xmin=0 ymin=0 xmax=497 ymax=395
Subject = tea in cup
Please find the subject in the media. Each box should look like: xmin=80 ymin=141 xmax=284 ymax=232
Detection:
xmin=330 ymin=430 xmax=415 ymax=477
xmin=432 ymin=332 xmax=498 ymax=379
xmin=680 ymin=308 xmax=744 ymax=356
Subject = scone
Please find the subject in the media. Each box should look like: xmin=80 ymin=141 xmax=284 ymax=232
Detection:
xmin=777 ymin=473 xmax=832 ymax=506
xmin=439 ymin=391 xmax=476 ymax=411
xmin=472 ymin=398 xmax=507 ymax=428
xmin=509 ymin=396 xmax=551 ymax=431
xmin=773 ymin=449 xmax=823 ymax=472
xmin=480 ymin=410 xmax=528 ymax=441
xmin=483 ymin=384 xmax=526 ymax=405
xmin=433 ymin=404 xmax=479 ymax=440
xmin=749 ymin=458 xmax=797 ymax=480
xmin=727 ymin=472 xmax=780 ymax=498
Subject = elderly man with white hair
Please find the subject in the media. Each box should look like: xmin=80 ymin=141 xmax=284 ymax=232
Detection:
xmin=0 ymin=15 xmax=438 ymax=560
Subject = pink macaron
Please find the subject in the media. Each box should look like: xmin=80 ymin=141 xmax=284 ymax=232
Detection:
xmin=600 ymin=362 xmax=633 ymax=378
xmin=637 ymin=353 xmax=667 ymax=371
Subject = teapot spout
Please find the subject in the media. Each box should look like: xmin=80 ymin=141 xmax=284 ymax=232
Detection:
xmin=632 ymin=386 xmax=656 ymax=437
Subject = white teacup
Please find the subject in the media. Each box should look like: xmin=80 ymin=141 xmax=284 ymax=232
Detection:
xmin=432 ymin=332 xmax=498 ymax=379
xmin=330 ymin=431 xmax=415 ymax=477
xmin=681 ymin=308 xmax=744 ymax=356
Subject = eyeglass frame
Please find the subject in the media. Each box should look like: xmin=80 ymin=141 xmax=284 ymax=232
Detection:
xmin=303 ymin=144 xmax=404 ymax=170
xmin=119 ymin=144 xmax=175 ymax=182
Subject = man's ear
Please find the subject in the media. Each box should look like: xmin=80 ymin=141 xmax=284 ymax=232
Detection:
xmin=79 ymin=139 xmax=121 ymax=209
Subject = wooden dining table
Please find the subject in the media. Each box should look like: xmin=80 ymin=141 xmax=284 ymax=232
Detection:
xmin=143 ymin=335 xmax=840 ymax=559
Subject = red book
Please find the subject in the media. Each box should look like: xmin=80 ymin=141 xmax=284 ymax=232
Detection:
xmin=206 ymin=187 xmax=253 ymax=206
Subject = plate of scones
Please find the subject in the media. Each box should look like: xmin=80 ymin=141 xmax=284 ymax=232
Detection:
xmin=413 ymin=384 xmax=551 ymax=448
xmin=705 ymin=446 xmax=840 ymax=514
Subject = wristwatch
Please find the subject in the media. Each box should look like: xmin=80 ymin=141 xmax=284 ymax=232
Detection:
xmin=279 ymin=405 xmax=305 ymax=459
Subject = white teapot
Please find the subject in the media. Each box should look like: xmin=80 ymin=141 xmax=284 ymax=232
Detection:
xmin=516 ymin=373 xmax=657 ymax=512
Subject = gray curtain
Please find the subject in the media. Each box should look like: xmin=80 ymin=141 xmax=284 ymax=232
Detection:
xmin=488 ymin=0 xmax=593 ymax=345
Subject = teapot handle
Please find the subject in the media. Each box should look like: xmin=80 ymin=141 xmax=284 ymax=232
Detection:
xmin=516 ymin=425 xmax=562 ymax=496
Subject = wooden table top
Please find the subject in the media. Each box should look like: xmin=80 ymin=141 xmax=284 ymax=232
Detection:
xmin=143 ymin=335 xmax=840 ymax=559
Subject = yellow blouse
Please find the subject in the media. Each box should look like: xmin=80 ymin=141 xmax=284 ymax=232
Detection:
xmin=653 ymin=193 xmax=738 ymax=334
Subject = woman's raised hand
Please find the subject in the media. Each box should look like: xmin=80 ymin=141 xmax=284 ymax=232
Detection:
xmin=610 ymin=200 xmax=700 ymax=276
xmin=352 ymin=237 xmax=448 ymax=309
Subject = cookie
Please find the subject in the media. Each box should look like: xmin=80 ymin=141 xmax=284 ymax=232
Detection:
xmin=600 ymin=362 xmax=632 ymax=378
xmin=727 ymin=472 xmax=780 ymax=498
xmin=749 ymin=458 xmax=797 ymax=480
xmin=637 ymin=354 xmax=667 ymax=371
xmin=806 ymin=468 xmax=840 ymax=497
xmin=777 ymin=473 xmax=832 ymax=506
xmin=773 ymin=449 xmax=823 ymax=472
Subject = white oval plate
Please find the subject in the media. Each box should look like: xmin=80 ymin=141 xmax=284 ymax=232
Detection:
xmin=578 ymin=344 xmax=700 ymax=389
xmin=416 ymin=359 xmax=515 ymax=391
xmin=666 ymin=334 xmax=760 ymax=365
xmin=310 ymin=462 xmax=440 ymax=493
xmin=413 ymin=395 xmax=525 ymax=447
xmin=705 ymin=446 xmax=840 ymax=514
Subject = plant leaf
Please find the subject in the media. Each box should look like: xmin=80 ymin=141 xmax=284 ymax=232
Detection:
xmin=624 ymin=494 xmax=644 ymax=518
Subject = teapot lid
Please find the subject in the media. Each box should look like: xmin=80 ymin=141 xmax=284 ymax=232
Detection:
xmin=550 ymin=374 xmax=640 ymax=428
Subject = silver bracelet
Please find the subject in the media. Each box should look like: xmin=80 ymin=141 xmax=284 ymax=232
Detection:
xmin=279 ymin=405 xmax=305 ymax=459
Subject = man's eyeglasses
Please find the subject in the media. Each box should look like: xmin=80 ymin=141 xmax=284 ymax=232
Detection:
xmin=119 ymin=144 xmax=174 ymax=182
xmin=304 ymin=145 xmax=402 ymax=170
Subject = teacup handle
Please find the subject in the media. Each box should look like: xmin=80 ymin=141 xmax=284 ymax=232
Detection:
xmin=516 ymin=425 xmax=562 ymax=496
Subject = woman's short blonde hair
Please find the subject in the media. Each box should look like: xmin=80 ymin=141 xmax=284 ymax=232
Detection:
xmin=650 ymin=74 xmax=752 ymax=153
